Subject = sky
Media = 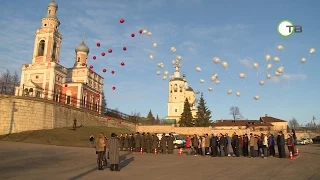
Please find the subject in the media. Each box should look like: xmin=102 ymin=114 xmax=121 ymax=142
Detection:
xmin=0 ymin=0 xmax=319 ymax=124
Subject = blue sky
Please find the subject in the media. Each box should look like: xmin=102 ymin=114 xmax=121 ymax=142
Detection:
xmin=0 ymin=0 xmax=319 ymax=124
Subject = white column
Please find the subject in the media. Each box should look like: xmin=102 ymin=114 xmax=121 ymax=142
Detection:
xmin=32 ymin=32 xmax=38 ymax=64
xmin=48 ymin=70 xmax=54 ymax=99
xmin=77 ymin=84 xmax=82 ymax=108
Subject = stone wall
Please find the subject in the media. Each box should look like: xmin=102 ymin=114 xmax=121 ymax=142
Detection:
xmin=0 ymin=95 xmax=135 ymax=135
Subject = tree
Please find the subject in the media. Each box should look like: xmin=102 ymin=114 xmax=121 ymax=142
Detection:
xmin=229 ymin=106 xmax=243 ymax=120
xmin=101 ymin=91 xmax=107 ymax=113
xmin=194 ymin=93 xmax=212 ymax=127
xmin=155 ymin=114 xmax=160 ymax=124
xmin=288 ymin=118 xmax=300 ymax=129
xmin=179 ymin=98 xmax=194 ymax=127
xmin=147 ymin=109 xmax=155 ymax=124
xmin=0 ymin=69 xmax=20 ymax=95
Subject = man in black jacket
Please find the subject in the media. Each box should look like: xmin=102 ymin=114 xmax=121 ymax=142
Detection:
xmin=210 ymin=134 xmax=218 ymax=157
xmin=219 ymin=133 xmax=226 ymax=157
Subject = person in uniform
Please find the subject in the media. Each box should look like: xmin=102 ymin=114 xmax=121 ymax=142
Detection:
xmin=129 ymin=133 xmax=135 ymax=151
xmin=167 ymin=133 xmax=174 ymax=154
xmin=108 ymin=133 xmax=120 ymax=171
xmin=141 ymin=132 xmax=146 ymax=152
xmin=152 ymin=134 xmax=159 ymax=153
xmin=243 ymin=134 xmax=249 ymax=157
xmin=123 ymin=133 xmax=129 ymax=151
xmin=160 ymin=133 xmax=167 ymax=154
xmin=135 ymin=132 xmax=141 ymax=152
xmin=210 ymin=133 xmax=218 ymax=157
xmin=118 ymin=134 xmax=124 ymax=151
xmin=145 ymin=133 xmax=152 ymax=153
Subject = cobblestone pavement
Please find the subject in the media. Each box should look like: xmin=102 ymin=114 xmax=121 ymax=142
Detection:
xmin=0 ymin=141 xmax=319 ymax=180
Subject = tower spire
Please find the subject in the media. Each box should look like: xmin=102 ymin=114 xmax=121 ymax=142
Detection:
xmin=82 ymin=33 xmax=85 ymax=42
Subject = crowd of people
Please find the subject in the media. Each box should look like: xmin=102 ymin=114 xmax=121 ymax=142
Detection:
xmin=92 ymin=130 xmax=297 ymax=170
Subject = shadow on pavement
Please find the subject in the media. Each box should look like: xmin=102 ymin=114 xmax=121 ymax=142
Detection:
xmin=120 ymin=156 xmax=134 ymax=170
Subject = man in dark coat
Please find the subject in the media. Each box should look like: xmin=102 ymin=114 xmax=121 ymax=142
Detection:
xmin=210 ymin=134 xmax=218 ymax=157
xmin=243 ymin=134 xmax=249 ymax=156
xmin=279 ymin=131 xmax=286 ymax=158
xmin=108 ymin=133 xmax=120 ymax=171
xmin=160 ymin=133 xmax=167 ymax=154
xmin=123 ymin=133 xmax=129 ymax=151
xmin=141 ymin=132 xmax=146 ymax=152
xmin=152 ymin=134 xmax=159 ymax=153
xmin=118 ymin=134 xmax=124 ymax=151
xmin=231 ymin=133 xmax=237 ymax=157
xmin=167 ymin=133 xmax=174 ymax=154
xmin=268 ymin=134 xmax=275 ymax=157
xmin=219 ymin=133 xmax=226 ymax=157
xmin=145 ymin=133 xmax=152 ymax=153
xmin=135 ymin=132 xmax=141 ymax=152
xmin=192 ymin=134 xmax=199 ymax=156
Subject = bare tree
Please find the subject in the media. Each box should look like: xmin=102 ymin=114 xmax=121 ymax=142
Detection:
xmin=229 ymin=106 xmax=243 ymax=120
xmin=0 ymin=70 xmax=20 ymax=95
xmin=288 ymin=118 xmax=300 ymax=128
xmin=11 ymin=71 xmax=20 ymax=94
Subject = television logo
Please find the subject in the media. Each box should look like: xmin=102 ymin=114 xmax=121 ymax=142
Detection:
xmin=277 ymin=20 xmax=302 ymax=37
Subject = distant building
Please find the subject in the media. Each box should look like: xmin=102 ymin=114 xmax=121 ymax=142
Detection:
xmin=166 ymin=63 xmax=197 ymax=122
xmin=212 ymin=114 xmax=288 ymax=132
xmin=14 ymin=0 xmax=104 ymax=113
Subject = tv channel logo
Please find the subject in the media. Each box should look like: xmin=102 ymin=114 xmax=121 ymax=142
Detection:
xmin=277 ymin=20 xmax=302 ymax=37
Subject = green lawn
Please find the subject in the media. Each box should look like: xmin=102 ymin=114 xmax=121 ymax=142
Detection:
xmin=0 ymin=126 xmax=133 ymax=147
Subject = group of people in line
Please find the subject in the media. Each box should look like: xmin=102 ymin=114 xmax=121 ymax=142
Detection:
xmin=92 ymin=130 xmax=297 ymax=170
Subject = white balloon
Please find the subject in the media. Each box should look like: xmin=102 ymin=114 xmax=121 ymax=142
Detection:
xmin=215 ymin=80 xmax=220 ymax=85
xmin=266 ymin=74 xmax=271 ymax=79
xmin=253 ymin=62 xmax=259 ymax=69
xmin=310 ymin=48 xmax=316 ymax=54
xmin=210 ymin=75 xmax=217 ymax=82
xmin=142 ymin=30 xmax=148 ymax=34
xmin=147 ymin=31 xmax=152 ymax=36
xmin=275 ymin=71 xmax=281 ymax=76
xmin=195 ymin=66 xmax=201 ymax=72
xmin=149 ymin=54 xmax=154 ymax=60
xmin=156 ymin=71 xmax=161 ymax=75
xmin=239 ymin=72 xmax=246 ymax=78
xmin=253 ymin=95 xmax=260 ymax=100
xmin=213 ymin=73 xmax=218 ymax=77
xmin=266 ymin=63 xmax=272 ymax=70
xmin=160 ymin=64 xmax=164 ymax=68
xmin=277 ymin=66 xmax=284 ymax=73
xmin=178 ymin=64 xmax=182 ymax=68
xmin=277 ymin=45 xmax=284 ymax=51
xmin=164 ymin=70 xmax=169 ymax=76
xmin=227 ymin=89 xmax=232 ymax=95
xmin=153 ymin=42 xmax=157 ymax=48
xmin=200 ymin=79 xmax=205 ymax=83
xmin=236 ymin=92 xmax=241 ymax=97
xmin=212 ymin=57 xmax=220 ymax=64
xmin=221 ymin=61 xmax=228 ymax=69
xmin=157 ymin=63 xmax=161 ymax=67
xmin=170 ymin=75 xmax=174 ymax=80
xmin=300 ymin=57 xmax=306 ymax=63
xmin=162 ymin=76 xmax=167 ymax=80
xmin=170 ymin=46 xmax=176 ymax=53
xmin=194 ymin=90 xmax=200 ymax=94
xmin=172 ymin=60 xmax=176 ymax=65
xmin=265 ymin=54 xmax=271 ymax=61
xmin=273 ymin=56 xmax=280 ymax=62
xmin=208 ymin=87 xmax=213 ymax=92
xmin=259 ymin=80 xmax=265 ymax=86
xmin=176 ymin=55 xmax=182 ymax=61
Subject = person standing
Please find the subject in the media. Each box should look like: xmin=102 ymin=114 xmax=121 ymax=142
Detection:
xmin=135 ymin=132 xmax=141 ymax=152
xmin=118 ymin=134 xmax=124 ymax=151
xmin=123 ymin=133 xmax=129 ymax=151
xmin=95 ymin=133 xmax=106 ymax=170
xmin=225 ymin=133 xmax=231 ymax=156
xmin=268 ymin=134 xmax=275 ymax=157
xmin=205 ymin=134 xmax=210 ymax=155
xmin=219 ymin=134 xmax=226 ymax=157
xmin=152 ymin=134 xmax=159 ymax=153
xmin=167 ymin=133 xmax=174 ymax=154
xmin=292 ymin=129 xmax=297 ymax=155
xmin=89 ymin=135 xmax=95 ymax=148
xmin=249 ymin=133 xmax=255 ymax=158
xmin=141 ymin=132 xmax=146 ymax=152
xmin=201 ymin=136 xmax=206 ymax=156
xmin=287 ymin=133 xmax=294 ymax=157
xmin=279 ymin=131 xmax=286 ymax=158
xmin=108 ymin=133 xmax=120 ymax=171
xmin=243 ymin=134 xmax=249 ymax=157
xmin=262 ymin=133 xmax=268 ymax=158
xmin=145 ymin=133 xmax=152 ymax=153
xmin=160 ymin=133 xmax=167 ymax=154
xmin=73 ymin=118 xmax=77 ymax=130
xmin=192 ymin=134 xmax=199 ymax=156
xmin=210 ymin=134 xmax=218 ymax=157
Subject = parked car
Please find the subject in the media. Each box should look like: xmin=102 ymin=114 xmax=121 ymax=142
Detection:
xmin=312 ymin=136 xmax=320 ymax=144
xmin=296 ymin=139 xmax=304 ymax=145
xmin=300 ymin=138 xmax=313 ymax=145
xmin=156 ymin=133 xmax=186 ymax=149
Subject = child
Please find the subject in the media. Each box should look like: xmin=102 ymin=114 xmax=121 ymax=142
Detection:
xmin=89 ymin=135 xmax=95 ymax=148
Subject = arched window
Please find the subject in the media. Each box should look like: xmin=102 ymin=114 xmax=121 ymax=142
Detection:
xmin=38 ymin=40 xmax=45 ymax=56
xmin=52 ymin=42 xmax=57 ymax=59
xmin=90 ymin=95 xmax=94 ymax=110
xmin=96 ymin=99 xmax=100 ymax=112
xmin=55 ymin=89 xmax=60 ymax=102
xmin=49 ymin=10 xmax=51 ymax=14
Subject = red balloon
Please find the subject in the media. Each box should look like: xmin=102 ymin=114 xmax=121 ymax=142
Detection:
xmin=96 ymin=42 xmax=100 ymax=47
xmin=131 ymin=33 xmax=135 ymax=37
xmin=112 ymin=86 xmax=116 ymax=90
xmin=82 ymin=63 xmax=86 ymax=66
xmin=111 ymin=70 xmax=115 ymax=74
xmin=101 ymin=52 xmax=105 ymax=56
xmin=139 ymin=29 xmax=143 ymax=34
xmin=108 ymin=49 xmax=112 ymax=53
xmin=103 ymin=69 xmax=107 ymax=73
xmin=120 ymin=62 xmax=125 ymax=66
xmin=89 ymin=65 xmax=93 ymax=69
xmin=93 ymin=56 xmax=96 ymax=60
xmin=120 ymin=19 xmax=125 ymax=23
xmin=64 ymin=84 xmax=68 ymax=87
xmin=123 ymin=46 xmax=127 ymax=51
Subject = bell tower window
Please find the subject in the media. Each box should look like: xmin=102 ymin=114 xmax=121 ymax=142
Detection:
xmin=49 ymin=10 xmax=51 ymax=14
xmin=52 ymin=42 xmax=57 ymax=59
xmin=38 ymin=40 xmax=45 ymax=56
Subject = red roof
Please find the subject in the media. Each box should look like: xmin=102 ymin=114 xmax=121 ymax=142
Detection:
xmin=260 ymin=116 xmax=287 ymax=123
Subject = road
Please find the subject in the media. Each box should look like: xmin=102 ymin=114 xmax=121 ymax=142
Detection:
xmin=0 ymin=141 xmax=319 ymax=180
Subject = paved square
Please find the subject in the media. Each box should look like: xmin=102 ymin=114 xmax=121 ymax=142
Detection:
xmin=0 ymin=141 xmax=319 ymax=180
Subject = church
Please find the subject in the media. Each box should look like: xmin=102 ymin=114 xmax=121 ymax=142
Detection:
xmin=15 ymin=0 xmax=104 ymax=113
xmin=166 ymin=63 xmax=198 ymax=122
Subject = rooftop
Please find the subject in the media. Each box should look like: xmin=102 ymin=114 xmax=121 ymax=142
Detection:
xmin=212 ymin=120 xmax=273 ymax=127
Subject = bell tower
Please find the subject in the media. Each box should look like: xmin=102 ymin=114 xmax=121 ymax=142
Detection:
xmin=32 ymin=0 xmax=62 ymax=64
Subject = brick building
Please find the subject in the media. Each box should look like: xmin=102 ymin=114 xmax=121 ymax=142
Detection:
xmin=15 ymin=0 xmax=104 ymax=113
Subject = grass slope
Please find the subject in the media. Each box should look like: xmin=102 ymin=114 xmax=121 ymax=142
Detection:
xmin=0 ymin=126 xmax=133 ymax=147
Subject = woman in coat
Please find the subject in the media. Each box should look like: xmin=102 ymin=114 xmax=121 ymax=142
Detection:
xmin=108 ymin=133 xmax=120 ymax=171
xmin=95 ymin=133 xmax=106 ymax=170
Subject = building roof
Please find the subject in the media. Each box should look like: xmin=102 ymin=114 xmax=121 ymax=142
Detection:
xmin=75 ymin=40 xmax=90 ymax=54
xmin=185 ymin=87 xmax=193 ymax=91
xmin=212 ymin=120 xmax=273 ymax=127
xmin=48 ymin=0 xmax=58 ymax=9
xmin=170 ymin=77 xmax=184 ymax=81
xmin=260 ymin=115 xmax=287 ymax=122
